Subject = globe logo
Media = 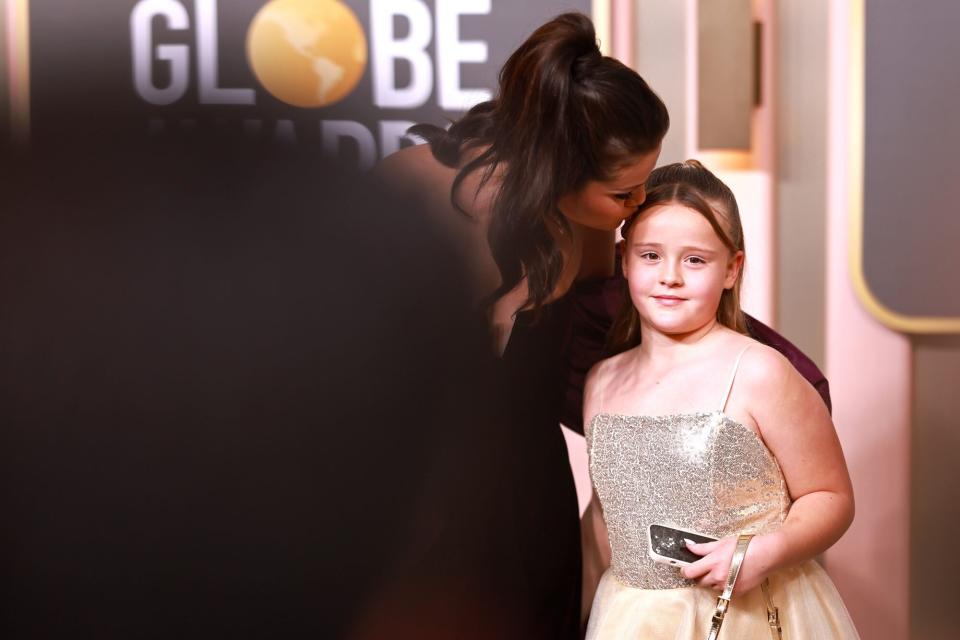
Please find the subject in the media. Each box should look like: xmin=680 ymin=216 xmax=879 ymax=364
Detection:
xmin=246 ymin=0 xmax=368 ymax=108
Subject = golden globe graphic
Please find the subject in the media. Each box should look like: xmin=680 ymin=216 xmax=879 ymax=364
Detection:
xmin=122 ymin=0 xmax=577 ymax=165
xmin=246 ymin=0 xmax=368 ymax=108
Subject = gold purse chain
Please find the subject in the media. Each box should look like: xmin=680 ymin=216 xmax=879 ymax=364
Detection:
xmin=706 ymin=534 xmax=783 ymax=640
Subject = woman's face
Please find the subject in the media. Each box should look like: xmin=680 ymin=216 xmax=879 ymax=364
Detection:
xmin=557 ymin=147 xmax=661 ymax=231
xmin=622 ymin=202 xmax=742 ymax=337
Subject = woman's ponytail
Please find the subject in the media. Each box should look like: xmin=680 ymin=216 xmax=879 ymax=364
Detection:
xmin=411 ymin=13 xmax=669 ymax=313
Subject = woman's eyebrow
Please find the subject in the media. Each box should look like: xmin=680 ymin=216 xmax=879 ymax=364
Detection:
xmin=608 ymin=182 xmax=645 ymax=192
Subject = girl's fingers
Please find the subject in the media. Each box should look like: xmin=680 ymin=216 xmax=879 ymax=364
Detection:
xmin=704 ymin=577 xmax=726 ymax=592
xmin=679 ymin=538 xmax=735 ymax=585
xmin=679 ymin=554 xmax=713 ymax=580
xmin=684 ymin=538 xmax=718 ymax=556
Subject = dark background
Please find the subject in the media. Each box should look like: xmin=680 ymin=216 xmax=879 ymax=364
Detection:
xmin=0 ymin=135 xmax=509 ymax=638
xmin=28 ymin=0 xmax=590 ymax=153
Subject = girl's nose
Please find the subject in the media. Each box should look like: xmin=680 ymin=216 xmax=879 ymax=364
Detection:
xmin=660 ymin=263 xmax=682 ymax=286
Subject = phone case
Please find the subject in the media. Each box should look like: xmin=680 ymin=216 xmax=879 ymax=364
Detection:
xmin=647 ymin=523 xmax=718 ymax=566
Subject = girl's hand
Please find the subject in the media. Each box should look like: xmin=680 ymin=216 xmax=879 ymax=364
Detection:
xmin=679 ymin=534 xmax=781 ymax=595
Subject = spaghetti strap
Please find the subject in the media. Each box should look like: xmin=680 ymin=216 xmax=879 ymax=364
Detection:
xmin=719 ymin=344 xmax=753 ymax=411
xmin=586 ymin=361 xmax=610 ymax=443
xmin=596 ymin=361 xmax=608 ymax=416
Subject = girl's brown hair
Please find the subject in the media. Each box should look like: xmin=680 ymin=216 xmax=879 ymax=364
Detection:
xmin=608 ymin=159 xmax=747 ymax=354
xmin=409 ymin=12 xmax=669 ymax=312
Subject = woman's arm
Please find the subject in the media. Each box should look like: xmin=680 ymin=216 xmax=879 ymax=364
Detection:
xmin=682 ymin=346 xmax=855 ymax=594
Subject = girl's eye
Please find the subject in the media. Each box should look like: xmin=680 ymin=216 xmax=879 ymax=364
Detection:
xmin=639 ymin=251 xmax=660 ymax=261
xmin=686 ymin=256 xmax=707 ymax=265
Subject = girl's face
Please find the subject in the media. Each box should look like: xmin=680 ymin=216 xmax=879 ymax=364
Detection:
xmin=622 ymin=202 xmax=743 ymax=337
xmin=557 ymin=147 xmax=661 ymax=231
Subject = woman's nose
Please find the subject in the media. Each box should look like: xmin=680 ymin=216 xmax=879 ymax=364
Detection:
xmin=624 ymin=188 xmax=646 ymax=209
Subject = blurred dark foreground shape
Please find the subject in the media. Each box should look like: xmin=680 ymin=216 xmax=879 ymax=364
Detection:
xmin=0 ymin=135 xmax=531 ymax=639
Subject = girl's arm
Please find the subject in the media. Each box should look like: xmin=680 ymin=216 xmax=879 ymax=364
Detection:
xmin=581 ymin=489 xmax=610 ymax=624
xmin=682 ymin=346 xmax=855 ymax=594
xmin=580 ymin=365 xmax=611 ymax=622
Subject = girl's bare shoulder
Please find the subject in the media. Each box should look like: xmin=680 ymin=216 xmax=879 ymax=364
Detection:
xmin=586 ymin=348 xmax=639 ymax=393
xmin=734 ymin=336 xmax=829 ymax=426
xmin=737 ymin=339 xmax=797 ymax=389
xmin=584 ymin=350 xmax=636 ymax=438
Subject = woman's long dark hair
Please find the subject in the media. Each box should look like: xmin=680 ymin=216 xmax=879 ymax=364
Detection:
xmin=409 ymin=12 xmax=669 ymax=312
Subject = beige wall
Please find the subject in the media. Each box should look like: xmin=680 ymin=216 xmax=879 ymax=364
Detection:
xmin=775 ymin=0 xmax=827 ymax=367
xmin=697 ymin=0 xmax=753 ymax=150
xmin=639 ymin=2 xmax=932 ymax=637
xmin=635 ymin=0 xmax=688 ymax=165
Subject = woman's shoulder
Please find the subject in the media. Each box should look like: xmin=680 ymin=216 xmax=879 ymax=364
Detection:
xmin=375 ymin=143 xmax=452 ymax=192
xmin=384 ymin=141 xmax=440 ymax=165
xmin=375 ymin=143 xmax=502 ymax=298
xmin=376 ymin=143 xmax=497 ymax=216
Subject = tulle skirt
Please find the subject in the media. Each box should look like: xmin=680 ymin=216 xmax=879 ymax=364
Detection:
xmin=585 ymin=560 xmax=859 ymax=639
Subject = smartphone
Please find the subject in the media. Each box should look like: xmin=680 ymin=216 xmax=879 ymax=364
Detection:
xmin=647 ymin=524 xmax=718 ymax=566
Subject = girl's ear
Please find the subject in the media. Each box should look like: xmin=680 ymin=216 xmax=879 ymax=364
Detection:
xmin=724 ymin=250 xmax=744 ymax=289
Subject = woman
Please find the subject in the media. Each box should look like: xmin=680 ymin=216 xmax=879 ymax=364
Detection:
xmin=375 ymin=12 xmax=828 ymax=639
xmin=377 ymin=14 xmax=666 ymax=637
xmin=380 ymin=12 xmax=668 ymax=344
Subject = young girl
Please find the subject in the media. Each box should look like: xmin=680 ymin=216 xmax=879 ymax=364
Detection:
xmin=582 ymin=161 xmax=860 ymax=638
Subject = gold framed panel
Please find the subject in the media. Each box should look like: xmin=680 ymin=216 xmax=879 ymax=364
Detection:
xmin=847 ymin=0 xmax=960 ymax=333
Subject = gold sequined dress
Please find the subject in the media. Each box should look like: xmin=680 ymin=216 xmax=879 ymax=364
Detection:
xmin=584 ymin=347 xmax=860 ymax=639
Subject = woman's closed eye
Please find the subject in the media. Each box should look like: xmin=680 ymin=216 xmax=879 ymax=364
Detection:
xmin=613 ymin=185 xmax=645 ymax=202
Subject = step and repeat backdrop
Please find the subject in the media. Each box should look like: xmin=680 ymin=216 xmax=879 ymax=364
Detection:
xmin=28 ymin=0 xmax=590 ymax=167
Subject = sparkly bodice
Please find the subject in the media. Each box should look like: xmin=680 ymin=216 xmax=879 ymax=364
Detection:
xmin=587 ymin=410 xmax=790 ymax=590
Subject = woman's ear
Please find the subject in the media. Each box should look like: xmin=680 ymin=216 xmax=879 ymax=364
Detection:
xmin=724 ymin=250 xmax=744 ymax=289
